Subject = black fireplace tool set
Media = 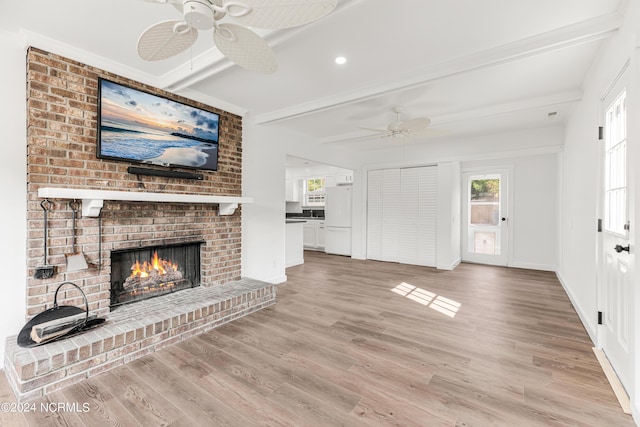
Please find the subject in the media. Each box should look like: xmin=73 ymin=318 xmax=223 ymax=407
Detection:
xmin=35 ymin=199 xmax=102 ymax=279
xmin=26 ymin=199 xmax=105 ymax=347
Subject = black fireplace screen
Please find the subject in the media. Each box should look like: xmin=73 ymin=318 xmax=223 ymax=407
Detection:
xmin=110 ymin=241 xmax=203 ymax=310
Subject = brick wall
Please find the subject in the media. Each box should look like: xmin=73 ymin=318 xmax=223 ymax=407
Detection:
xmin=26 ymin=48 xmax=243 ymax=318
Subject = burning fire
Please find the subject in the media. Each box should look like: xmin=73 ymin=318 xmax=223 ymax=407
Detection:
xmin=130 ymin=251 xmax=179 ymax=279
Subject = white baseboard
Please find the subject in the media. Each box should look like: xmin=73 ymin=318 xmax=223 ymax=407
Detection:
xmin=556 ymin=271 xmax=597 ymax=344
xmin=509 ymin=261 xmax=557 ymax=271
xmin=593 ymin=347 xmax=631 ymax=414
xmin=437 ymin=258 xmax=461 ymax=270
xmin=285 ymin=258 xmax=304 ymax=269
xmin=270 ymin=274 xmax=288 ymax=284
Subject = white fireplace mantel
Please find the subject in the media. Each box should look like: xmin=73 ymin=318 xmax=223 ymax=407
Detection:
xmin=37 ymin=187 xmax=253 ymax=217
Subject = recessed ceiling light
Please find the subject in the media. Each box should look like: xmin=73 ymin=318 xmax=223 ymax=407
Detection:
xmin=335 ymin=56 xmax=347 ymax=65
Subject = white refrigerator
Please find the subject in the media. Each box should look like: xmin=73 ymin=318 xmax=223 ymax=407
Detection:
xmin=324 ymin=186 xmax=352 ymax=256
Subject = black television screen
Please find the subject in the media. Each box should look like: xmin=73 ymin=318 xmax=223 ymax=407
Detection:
xmin=97 ymin=78 xmax=219 ymax=171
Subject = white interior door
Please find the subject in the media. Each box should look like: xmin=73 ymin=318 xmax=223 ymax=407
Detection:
xmin=462 ymin=170 xmax=509 ymax=266
xmin=599 ymin=76 xmax=632 ymax=393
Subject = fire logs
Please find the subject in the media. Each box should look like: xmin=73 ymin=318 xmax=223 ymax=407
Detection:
xmin=123 ymin=251 xmax=184 ymax=291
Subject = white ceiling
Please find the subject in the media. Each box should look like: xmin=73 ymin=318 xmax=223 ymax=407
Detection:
xmin=0 ymin=0 xmax=625 ymax=151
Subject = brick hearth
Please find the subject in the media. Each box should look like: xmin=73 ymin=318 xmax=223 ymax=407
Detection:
xmin=5 ymin=279 xmax=276 ymax=402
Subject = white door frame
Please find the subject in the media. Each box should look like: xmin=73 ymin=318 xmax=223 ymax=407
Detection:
xmin=596 ymin=60 xmax=634 ymax=395
xmin=461 ymin=167 xmax=513 ymax=266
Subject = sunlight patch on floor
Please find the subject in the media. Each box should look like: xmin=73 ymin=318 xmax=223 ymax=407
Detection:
xmin=391 ymin=282 xmax=461 ymax=318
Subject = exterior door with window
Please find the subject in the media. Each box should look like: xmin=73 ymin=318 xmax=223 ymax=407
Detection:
xmin=462 ymin=170 xmax=509 ymax=266
xmin=599 ymin=79 xmax=632 ymax=393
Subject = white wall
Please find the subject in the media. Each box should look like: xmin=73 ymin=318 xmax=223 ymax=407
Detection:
xmin=462 ymin=153 xmax=559 ymax=271
xmin=437 ymin=162 xmax=461 ymax=270
xmin=242 ymin=119 xmax=358 ymax=282
xmin=560 ymin=0 xmax=640 ymax=420
xmin=358 ymin=126 xmax=564 ymax=167
xmin=241 ymin=117 xmax=288 ymax=284
xmin=0 ymin=33 xmax=27 ymax=363
xmin=354 ymin=127 xmax=563 ymax=270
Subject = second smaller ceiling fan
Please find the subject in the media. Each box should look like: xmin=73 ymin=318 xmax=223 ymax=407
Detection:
xmin=362 ymin=106 xmax=449 ymax=143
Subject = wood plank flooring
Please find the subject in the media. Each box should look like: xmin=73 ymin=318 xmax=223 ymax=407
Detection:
xmin=0 ymin=251 xmax=635 ymax=426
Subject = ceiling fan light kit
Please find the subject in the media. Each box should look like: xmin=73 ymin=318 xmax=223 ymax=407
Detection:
xmin=138 ymin=0 xmax=338 ymax=73
xmin=183 ymin=0 xmax=215 ymax=29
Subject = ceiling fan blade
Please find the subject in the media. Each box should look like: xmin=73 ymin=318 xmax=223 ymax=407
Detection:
xmin=223 ymin=0 xmax=338 ymax=29
xmin=396 ymin=117 xmax=431 ymax=132
xmin=359 ymin=127 xmax=391 ymax=134
xmin=213 ymin=23 xmax=277 ymax=74
xmin=412 ymin=127 xmax=452 ymax=138
xmin=137 ymin=20 xmax=198 ymax=61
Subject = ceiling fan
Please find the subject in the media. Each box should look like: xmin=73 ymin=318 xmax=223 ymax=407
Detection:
xmin=138 ymin=0 xmax=338 ymax=74
xmin=362 ymin=106 xmax=450 ymax=143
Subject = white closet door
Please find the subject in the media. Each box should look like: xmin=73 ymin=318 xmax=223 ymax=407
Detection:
xmin=366 ymin=169 xmax=384 ymax=260
xmin=398 ymin=168 xmax=420 ymax=265
xmin=381 ymin=169 xmax=401 ymax=262
xmin=367 ymin=166 xmax=437 ymax=267
xmin=417 ymin=166 xmax=437 ymax=266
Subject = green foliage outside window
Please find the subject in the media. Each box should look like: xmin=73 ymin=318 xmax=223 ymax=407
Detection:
xmin=307 ymin=178 xmax=325 ymax=192
xmin=306 ymin=178 xmax=326 ymax=205
xmin=471 ymin=179 xmax=500 ymax=201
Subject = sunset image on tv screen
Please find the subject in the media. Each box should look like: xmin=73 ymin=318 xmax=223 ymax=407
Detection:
xmin=98 ymin=79 xmax=219 ymax=171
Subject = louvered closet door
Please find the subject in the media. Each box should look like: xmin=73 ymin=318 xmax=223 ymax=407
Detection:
xmin=381 ymin=169 xmax=401 ymax=262
xmin=367 ymin=166 xmax=437 ymax=267
xmin=366 ymin=170 xmax=384 ymax=261
xmin=417 ymin=166 xmax=437 ymax=266
xmin=398 ymin=166 xmax=437 ymax=266
xmin=398 ymin=168 xmax=419 ymax=264
xmin=367 ymin=168 xmax=401 ymax=262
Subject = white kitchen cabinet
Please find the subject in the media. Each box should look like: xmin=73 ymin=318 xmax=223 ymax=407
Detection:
xmin=335 ymin=173 xmax=353 ymax=185
xmin=285 ymin=221 xmax=304 ymax=267
xmin=303 ymin=223 xmax=315 ymax=247
xmin=303 ymin=220 xmax=325 ymax=250
xmin=317 ymin=222 xmax=326 ymax=248
xmin=324 ymin=175 xmax=336 ymax=188
xmin=325 ymin=173 xmax=353 ymax=188
xmin=286 ymin=179 xmax=301 ymax=202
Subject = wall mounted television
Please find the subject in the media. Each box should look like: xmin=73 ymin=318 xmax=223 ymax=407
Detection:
xmin=97 ymin=78 xmax=219 ymax=171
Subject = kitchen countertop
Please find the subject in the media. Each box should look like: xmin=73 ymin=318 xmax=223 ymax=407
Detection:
xmin=287 ymin=217 xmax=325 ymax=220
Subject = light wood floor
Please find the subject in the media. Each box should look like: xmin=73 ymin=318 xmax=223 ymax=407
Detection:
xmin=0 ymin=251 xmax=635 ymax=426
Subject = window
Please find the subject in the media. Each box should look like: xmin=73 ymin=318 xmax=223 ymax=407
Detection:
xmin=467 ymin=175 xmax=502 ymax=255
xmin=604 ymin=90 xmax=627 ymax=235
xmin=305 ymin=178 xmax=326 ymax=206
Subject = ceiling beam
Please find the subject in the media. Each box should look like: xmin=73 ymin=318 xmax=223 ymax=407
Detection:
xmin=318 ymin=90 xmax=582 ymax=145
xmin=159 ymin=0 xmax=368 ymax=92
xmin=253 ymin=12 xmax=621 ymax=126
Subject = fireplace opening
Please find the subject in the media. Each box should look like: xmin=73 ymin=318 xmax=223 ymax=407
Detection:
xmin=110 ymin=241 xmax=203 ymax=310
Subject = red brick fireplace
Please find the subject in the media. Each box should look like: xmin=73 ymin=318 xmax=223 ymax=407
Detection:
xmin=24 ymin=48 xmax=244 ymax=317
xmin=3 ymin=48 xmax=276 ymax=401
